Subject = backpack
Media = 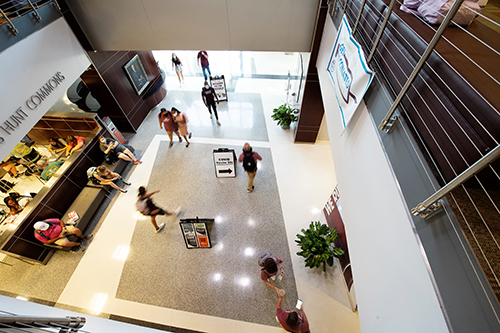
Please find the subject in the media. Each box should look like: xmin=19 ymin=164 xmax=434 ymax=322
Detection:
xmin=243 ymin=152 xmax=256 ymax=172
xmin=136 ymin=198 xmax=149 ymax=214
xmin=34 ymin=220 xmax=58 ymax=240
xmin=258 ymin=251 xmax=273 ymax=267
xmin=105 ymin=150 xmax=118 ymax=164
xmin=87 ymin=167 xmax=99 ymax=185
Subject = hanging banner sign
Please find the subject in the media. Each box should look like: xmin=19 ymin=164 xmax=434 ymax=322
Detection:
xmin=327 ymin=15 xmax=373 ymax=132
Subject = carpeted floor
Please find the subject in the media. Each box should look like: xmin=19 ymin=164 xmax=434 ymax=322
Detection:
xmin=115 ymin=142 xmax=298 ymax=327
xmin=447 ymin=183 xmax=500 ymax=302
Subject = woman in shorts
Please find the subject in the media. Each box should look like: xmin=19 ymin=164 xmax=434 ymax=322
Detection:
xmin=171 ymin=53 xmax=184 ymax=83
xmin=137 ymin=186 xmax=181 ymax=233
xmin=93 ymin=165 xmax=130 ymax=193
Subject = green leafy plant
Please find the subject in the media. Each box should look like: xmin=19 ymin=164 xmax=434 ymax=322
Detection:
xmin=271 ymin=104 xmax=299 ymax=129
xmin=296 ymin=221 xmax=345 ymax=272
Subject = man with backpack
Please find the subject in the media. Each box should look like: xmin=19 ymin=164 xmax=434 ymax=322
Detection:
xmin=238 ymin=143 xmax=262 ymax=193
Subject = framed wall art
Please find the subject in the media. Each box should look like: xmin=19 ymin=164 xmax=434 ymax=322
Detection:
xmin=123 ymin=54 xmax=150 ymax=95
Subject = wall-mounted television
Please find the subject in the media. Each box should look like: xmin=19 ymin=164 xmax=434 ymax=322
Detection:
xmin=123 ymin=54 xmax=150 ymax=95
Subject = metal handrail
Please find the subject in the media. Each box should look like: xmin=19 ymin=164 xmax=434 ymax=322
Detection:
xmin=352 ymin=0 xmax=367 ymax=35
xmin=377 ymin=0 xmax=465 ymax=132
xmin=367 ymin=0 xmax=397 ymax=63
xmin=0 ymin=8 xmax=19 ymax=35
xmin=412 ymin=145 xmax=500 ymax=218
xmin=0 ymin=0 xmax=58 ymax=34
xmin=0 ymin=316 xmax=86 ymax=330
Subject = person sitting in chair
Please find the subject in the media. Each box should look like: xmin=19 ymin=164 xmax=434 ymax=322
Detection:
xmin=98 ymin=136 xmax=141 ymax=164
xmin=33 ymin=218 xmax=92 ymax=251
xmin=0 ymin=156 xmax=22 ymax=178
xmin=88 ymin=165 xmax=131 ymax=193
xmin=48 ymin=137 xmax=67 ymax=154
xmin=65 ymin=135 xmax=86 ymax=157
xmin=3 ymin=192 xmax=34 ymax=215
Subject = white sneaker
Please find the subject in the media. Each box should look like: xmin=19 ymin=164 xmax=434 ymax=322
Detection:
xmin=210 ymin=114 xmax=213 ymax=119
xmin=155 ymin=223 xmax=165 ymax=233
xmin=173 ymin=207 xmax=181 ymax=217
xmin=217 ymin=120 xmax=221 ymax=126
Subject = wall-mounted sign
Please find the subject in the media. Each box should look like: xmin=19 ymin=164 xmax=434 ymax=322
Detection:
xmin=180 ymin=218 xmax=213 ymax=249
xmin=324 ymin=185 xmax=353 ymax=290
xmin=324 ymin=185 xmax=357 ymax=311
xmin=327 ymin=15 xmax=373 ymax=132
xmin=0 ymin=18 xmax=91 ymax=159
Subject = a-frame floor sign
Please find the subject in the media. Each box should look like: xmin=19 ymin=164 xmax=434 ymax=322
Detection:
xmin=210 ymin=75 xmax=228 ymax=102
xmin=213 ymin=148 xmax=236 ymax=178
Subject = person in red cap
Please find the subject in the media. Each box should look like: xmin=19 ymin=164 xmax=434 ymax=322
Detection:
xmin=238 ymin=143 xmax=262 ymax=192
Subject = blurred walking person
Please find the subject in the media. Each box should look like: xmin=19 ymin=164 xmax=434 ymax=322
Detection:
xmin=171 ymin=107 xmax=192 ymax=147
xmin=158 ymin=108 xmax=182 ymax=147
xmin=136 ymin=186 xmax=181 ymax=233
xmin=171 ymin=53 xmax=184 ymax=84
xmin=201 ymin=81 xmax=220 ymax=125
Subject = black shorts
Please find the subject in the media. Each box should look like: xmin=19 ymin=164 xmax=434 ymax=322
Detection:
xmin=146 ymin=208 xmax=165 ymax=216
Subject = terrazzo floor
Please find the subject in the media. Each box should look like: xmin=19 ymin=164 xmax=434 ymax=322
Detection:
xmin=116 ymin=143 xmax=298 ymax=327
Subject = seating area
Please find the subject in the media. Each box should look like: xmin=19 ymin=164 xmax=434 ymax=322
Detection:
xmin=42 ymin=158 xmax=130 ymax=252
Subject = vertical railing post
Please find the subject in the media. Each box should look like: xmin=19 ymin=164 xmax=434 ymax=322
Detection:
xmin=26 ymin=0 xmax=42 ymax=22
xmin=340 ymin=0 xmax=350 ymax=19
xmin=0 ymin=8 xmax=19 ymax=35
xmin=367 ymin=0 xmax=397 ymax=63
xmin=352 ymin=0 xmax=367 ymax=35
xmin=378 ymin=0 xmax=465 ymax=132
xmin=51 ymin=0 xmax=63 ymax=15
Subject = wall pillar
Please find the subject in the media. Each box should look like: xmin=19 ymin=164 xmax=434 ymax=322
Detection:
xmin=294 ymin=0 xmax=328 ymax=143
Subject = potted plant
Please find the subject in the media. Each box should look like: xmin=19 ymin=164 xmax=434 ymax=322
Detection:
xmin=271 ymin=104 xmax=299 ymax=129
xmin=296 ymin=221 xmax=345 ymax=272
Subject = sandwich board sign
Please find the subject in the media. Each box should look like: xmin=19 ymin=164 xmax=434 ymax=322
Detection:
xmin=213 ymin=148 xmax=236 ymax=178
xmin=180 ymin=218 xmax=213 ymax=249
xmin=210 ymin=75 xmax=228 ymax=102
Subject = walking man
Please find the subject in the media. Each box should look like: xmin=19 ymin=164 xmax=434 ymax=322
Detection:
xmin=197 ymin=50 xmax=211 ymax=81
xmin=276 ymin=292 xmax=310 ymax=333
xmin=201 ymin=81 xmax=220 ymax=125
xmin=238 ymin=143 xmax=262 ymax=192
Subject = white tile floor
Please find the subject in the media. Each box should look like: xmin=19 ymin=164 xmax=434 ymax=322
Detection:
xmin=55 ymin=52 xmax=360 ymax=332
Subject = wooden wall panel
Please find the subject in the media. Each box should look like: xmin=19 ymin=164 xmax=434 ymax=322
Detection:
xmin=83 ymin=51 xmax=165 ymax=133
xmin=294 ymin=0 xmax=328 ymax=143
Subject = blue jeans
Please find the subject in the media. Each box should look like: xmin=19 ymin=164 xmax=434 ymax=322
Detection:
xmin=202 ymin=65 xmax=211 ymax=81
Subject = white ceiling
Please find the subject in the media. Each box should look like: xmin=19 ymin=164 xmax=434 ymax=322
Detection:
xmin=66 ymin=0 xmax=321 ymax=52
